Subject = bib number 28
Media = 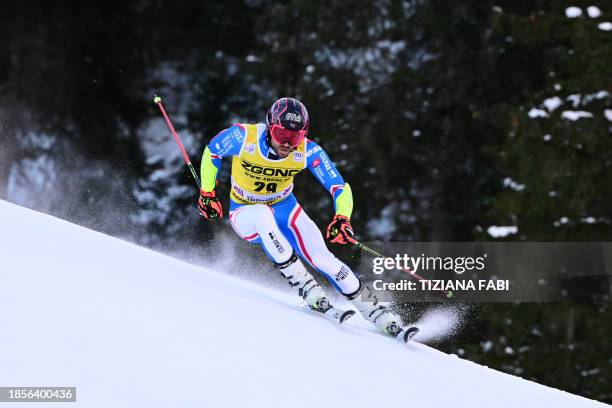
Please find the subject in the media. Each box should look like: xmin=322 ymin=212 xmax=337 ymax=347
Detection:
xmin=254 ymin=182 xmax=277 ymax=193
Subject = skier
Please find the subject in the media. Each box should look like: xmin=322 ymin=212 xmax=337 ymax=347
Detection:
xmin=197 ymin=97 xmax=405 ymax=337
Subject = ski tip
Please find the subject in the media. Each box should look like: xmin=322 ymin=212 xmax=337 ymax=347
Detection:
xmin=403 ymin=327 xmax=420 ymax=344
xmin=340 ymin=310 xmax=356 ymax=324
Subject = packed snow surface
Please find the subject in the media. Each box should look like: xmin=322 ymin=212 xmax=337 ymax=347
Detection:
xmin=0 ymin=200 xmax=607 ymax=407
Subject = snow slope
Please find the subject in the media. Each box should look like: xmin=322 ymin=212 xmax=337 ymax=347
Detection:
xmin=0 ymin=200 xmax=607 ymax=408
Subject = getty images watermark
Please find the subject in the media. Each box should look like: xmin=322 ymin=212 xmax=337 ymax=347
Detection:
xmin=371 ymin=252 xmax=509 ymax=292
xmin=357 ymin=243 xmax=612 ymax=302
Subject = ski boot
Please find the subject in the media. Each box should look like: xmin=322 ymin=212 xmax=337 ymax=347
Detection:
xmin=345 ymin=280 xmax=403 ymax=336
xmin=275 ymin=251 xmax=331 ymax=312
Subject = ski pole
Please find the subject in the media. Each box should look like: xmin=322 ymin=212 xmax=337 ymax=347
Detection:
xmin=348 ymin=237 xmax=454 ymax=298
xmin=153 ymin=95 xmax=201 ymax=189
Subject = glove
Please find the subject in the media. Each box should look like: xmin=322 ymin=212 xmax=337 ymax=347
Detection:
xmin=326 ymin=214 xmax=355 ymax=245
xmin=198 ymin=188 xmax=223 ymax=220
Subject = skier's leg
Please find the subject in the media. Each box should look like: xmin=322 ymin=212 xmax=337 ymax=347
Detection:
xmin=343 ymin=281 xmax=404 ymax=336
xmin=229 ymin=203 xmax=291 ymax=262
xmin=273 ymin=199 xmax=403 ymax=336
xmin=272 ymin=198 xmax=360 ymax=294
xmin=228 ymin=203 xmax=330 ymax=310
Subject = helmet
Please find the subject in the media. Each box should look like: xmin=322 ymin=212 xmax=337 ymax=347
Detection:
xmin=266 ymin=97 xmax=309 ymax=147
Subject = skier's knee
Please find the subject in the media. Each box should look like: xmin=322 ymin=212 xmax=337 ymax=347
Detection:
xmin=309 ymin=247 xmax=340 ymax=269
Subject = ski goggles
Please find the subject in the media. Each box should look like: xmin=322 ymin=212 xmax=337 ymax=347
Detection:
xmin=269 ymin=124 xmax=307 ymax=147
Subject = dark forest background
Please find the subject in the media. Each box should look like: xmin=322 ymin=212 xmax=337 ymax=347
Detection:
xmin=1 ymin=0 xmax=610 ymax=402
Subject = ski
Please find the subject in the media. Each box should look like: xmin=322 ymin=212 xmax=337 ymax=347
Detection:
xmin=301 ymin=302 xmax=356 ymax=325
xmin=321 ymin=306 xmax=356 ymax=324
xmin=396 ymin=326 xmax=420 ymax=344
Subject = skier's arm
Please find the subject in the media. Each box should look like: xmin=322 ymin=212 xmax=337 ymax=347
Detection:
xmin=197 ymin=125 xmax=245 ymax=220
xmin=306 ymin=140 xmax=353 ymax=218
xmin=200 ymin=124 xmax=245 ymax=192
